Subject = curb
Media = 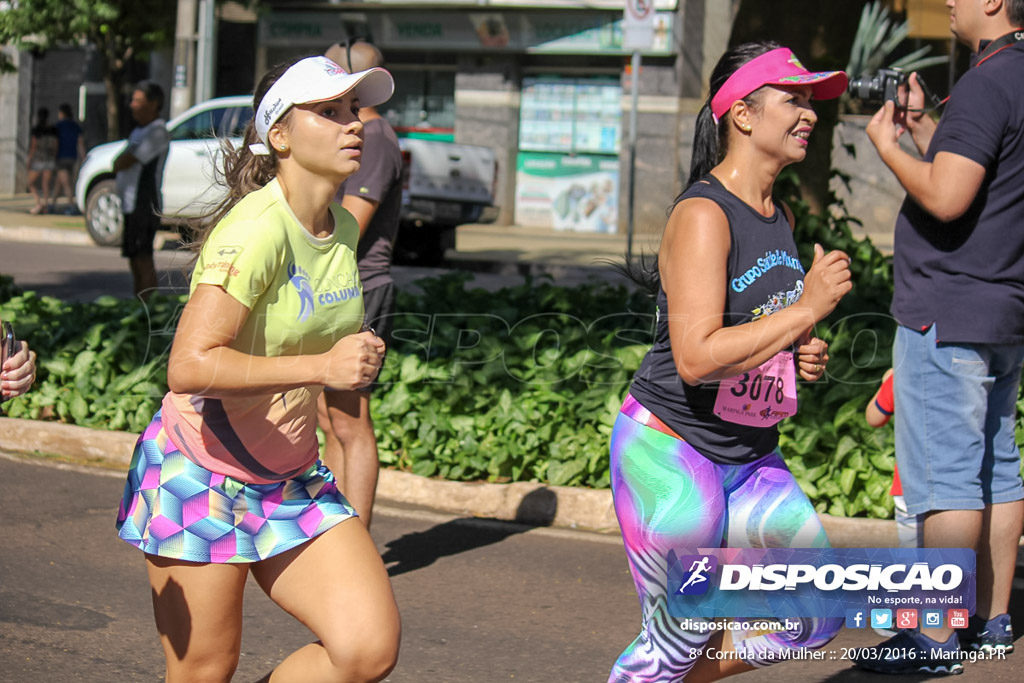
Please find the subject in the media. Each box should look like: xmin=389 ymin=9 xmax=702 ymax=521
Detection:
xmin=0 ymin=417 xmax=898 ymax=545
xmin=0 ymin=224 xmax=180 ymax=250
xmin=0 ymin=225 xmax=94 ymax=246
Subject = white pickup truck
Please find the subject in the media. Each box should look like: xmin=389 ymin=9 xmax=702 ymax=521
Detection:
xmin=75 ymin=96 xmax=498 ymax=265
xmin=394 ymin=136 xmax=498 ymax=264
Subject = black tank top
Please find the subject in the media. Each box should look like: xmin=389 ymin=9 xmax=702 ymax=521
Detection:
xmin=628 ymin=174 xmax=806 ymax=464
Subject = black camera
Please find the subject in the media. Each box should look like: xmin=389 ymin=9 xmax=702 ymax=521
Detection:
xmin=848 ymin=68 xmax=908 ymax=107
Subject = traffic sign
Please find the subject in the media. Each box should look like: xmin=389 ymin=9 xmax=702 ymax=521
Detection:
xmin=623 ymin=0 xmax=656 ymax=50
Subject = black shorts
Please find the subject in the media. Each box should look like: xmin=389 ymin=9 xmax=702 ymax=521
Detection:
xmin=326 ymin=281 xmax=396 ymax=395
xmin=121 ymin=205 xmax=161 ymax=258
xmin=362 ymin=281 xmax=396 ymax=347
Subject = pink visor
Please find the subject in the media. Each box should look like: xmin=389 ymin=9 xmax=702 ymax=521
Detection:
xmin=710 ymin=48 xmax=848 ymax=123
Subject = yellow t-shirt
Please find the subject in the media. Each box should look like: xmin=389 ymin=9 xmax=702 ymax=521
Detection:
xmin=162 ymin=178 xmax=364 ymax=483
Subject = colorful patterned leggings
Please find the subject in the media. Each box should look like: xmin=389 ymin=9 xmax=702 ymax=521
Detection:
xmin=608 ymin=405 xmax=842 ymax=682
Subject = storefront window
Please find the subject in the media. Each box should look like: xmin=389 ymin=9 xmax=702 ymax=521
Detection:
xmin=381 ymin=68 xmax=456 ymax=140
xmin=519 ymin=77 xmax=621 ymax=154
xmin=515 ymin=76 xmax=622 ymax=233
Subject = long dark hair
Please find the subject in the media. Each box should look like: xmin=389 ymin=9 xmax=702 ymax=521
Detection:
xmin=184 ymin=59 xmax=300 ymax=255
xmin=621 ymin=41 xmax=784 ymax=294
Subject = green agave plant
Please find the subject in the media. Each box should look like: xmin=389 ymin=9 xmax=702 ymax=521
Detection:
xmin=846 ymin=0 xmax=949 ymax=78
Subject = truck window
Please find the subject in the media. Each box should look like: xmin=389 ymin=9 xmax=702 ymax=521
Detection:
xmin=224 ymin=107 xmax=254 ymax=140
xmin=169 ymin=107 xmax=233 ymax=141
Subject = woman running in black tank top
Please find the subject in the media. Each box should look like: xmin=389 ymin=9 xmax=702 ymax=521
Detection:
xmin=608 ymin=42 xmax=852 ymax=682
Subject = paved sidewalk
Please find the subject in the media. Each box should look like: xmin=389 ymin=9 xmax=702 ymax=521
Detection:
xmin=0 ymin=192 xmax=658 ymax=270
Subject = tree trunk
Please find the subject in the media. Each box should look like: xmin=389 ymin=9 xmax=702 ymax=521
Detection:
xmin=731 ymin=0 xmax=869 ymax=214
xmin=103 ymin=70 xmax=124 ymax=142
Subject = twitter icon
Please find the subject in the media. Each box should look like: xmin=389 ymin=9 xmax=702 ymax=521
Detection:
xmin=871 ymin=609 xmax=893 ymax=630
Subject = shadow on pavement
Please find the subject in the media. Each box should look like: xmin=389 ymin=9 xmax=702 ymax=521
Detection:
xmin=381 ymin=517 xmax=531 ymax=577
xmin=382 ymin=488 xmax=560 ymax=577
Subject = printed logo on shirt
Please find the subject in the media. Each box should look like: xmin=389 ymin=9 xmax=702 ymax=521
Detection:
xmin=751 ymin=280 xmax=804 ymax=320
xmin=217 ymin=245 xmax=244 ymax=258
xmin=288 ymin=263 xmax=316 ymax=323
xmin=359 ymin=186 xmax=370 ymax=194
xmin=204 ymin=261 xmax=240 ymax=277
xmin=731 ymin=249 xmax=805 ymax=293
xmin=314 ymin=272 xmax=360 ymax=307
xmin=287 ymin=263 xmax=362 ymax=322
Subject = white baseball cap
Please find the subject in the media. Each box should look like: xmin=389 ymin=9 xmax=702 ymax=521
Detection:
xmin=250 ymin=56 xmax=394 ymax=155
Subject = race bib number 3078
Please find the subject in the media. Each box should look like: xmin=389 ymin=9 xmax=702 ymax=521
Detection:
xmin=713 ymin=351 xmax=797 ymax=427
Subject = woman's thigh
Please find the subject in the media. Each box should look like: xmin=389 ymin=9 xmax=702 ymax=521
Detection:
xmin=725 ymin=452 xmax=829 ymax=550
xmin=251 ymin=519 xmax=400 ymax=664
xmin=145 ymin=555 xmax=249 ymax=683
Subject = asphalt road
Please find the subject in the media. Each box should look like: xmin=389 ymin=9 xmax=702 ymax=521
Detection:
xmin=4 ymin=454 xmax=1023 ymax=682
xmin=0 ymin=453 xmax=639 ymax=682
xmin=0 ymin=239 xmax=628 ymax=304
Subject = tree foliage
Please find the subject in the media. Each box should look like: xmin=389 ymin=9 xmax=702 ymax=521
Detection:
xmin=0 ymin=0 xmax=176 ymax=139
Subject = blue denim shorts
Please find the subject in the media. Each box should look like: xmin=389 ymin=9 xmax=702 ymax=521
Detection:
xmin=893 ymin=325 xmax=1024 ymax=516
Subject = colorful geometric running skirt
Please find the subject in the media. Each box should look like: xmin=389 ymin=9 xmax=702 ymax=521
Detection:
xmin=116 ymin=411 xmax=357 ymax=563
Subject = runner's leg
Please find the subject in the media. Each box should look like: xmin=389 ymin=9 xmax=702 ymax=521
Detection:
xmin=250 ymin=520 xmax=400 ymax=682
xmin=145 ymin=556 xmax=248 ymax=683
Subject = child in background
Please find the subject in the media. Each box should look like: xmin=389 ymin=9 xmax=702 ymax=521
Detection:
xmin=865 ymin=367 xmax=922 ymax=637
xmin=865 ymin=368 xmax=922 ymax=549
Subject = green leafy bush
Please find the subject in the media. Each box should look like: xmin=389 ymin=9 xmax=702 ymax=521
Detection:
xmin=371 ymin=273 xmax=652 ymax=488
xmin=0 ymin=286 xmax=181 ymax=432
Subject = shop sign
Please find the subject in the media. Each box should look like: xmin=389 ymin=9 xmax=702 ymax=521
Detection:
xmin=260 ymin=12 xmax=340 ymax=46
xmin=514 ymin=152 xmax=620 ymax=233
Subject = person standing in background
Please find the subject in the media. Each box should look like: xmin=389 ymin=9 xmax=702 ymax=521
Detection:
xmin=53 ymin=104 xmax=85 ymax=214
xmin=317 ymin=38 xmax=405 ymax=529
xmin=26 ymin=107 xmax=58 ymax=215
xmin=114 ymin=81 xmax=170 ymax=302
xmin=854 ymin=0 xmax=1024 ymax=673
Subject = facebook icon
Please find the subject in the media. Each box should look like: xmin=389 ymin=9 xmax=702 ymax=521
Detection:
xmin=845 ymin=609 xmax=867 ymax=629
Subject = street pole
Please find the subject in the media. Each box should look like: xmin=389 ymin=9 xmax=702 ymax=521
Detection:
xmin=171 ymin=0 xmax=197 ymax=118
xmin=195 ymin=0 xmax=217 ymax=103
xmin=626 ymin=50 xmax=640 ymax=263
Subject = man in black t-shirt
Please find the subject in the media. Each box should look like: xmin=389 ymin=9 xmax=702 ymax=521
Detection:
xmin=318 ymin=39 xmax=404 ymax=528
xmin=856 ymin=0 xmax=1024 ymax=673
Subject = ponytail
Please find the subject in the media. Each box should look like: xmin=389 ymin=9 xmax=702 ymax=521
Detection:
xmin=184 ymin=123 xmax=278 ymax=255
xmin=183 ymin=59 xmax=300 ymax=257
xmin=685 ymin=103 xmax=725 ymax=189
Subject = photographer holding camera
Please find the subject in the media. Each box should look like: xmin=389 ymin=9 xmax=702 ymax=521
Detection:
xmin=854 ymin=0 xmax=1024 ymax=675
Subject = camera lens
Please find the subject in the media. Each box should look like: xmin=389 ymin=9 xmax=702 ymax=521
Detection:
xmin=849 ymin=74 xmax=882 ymax=103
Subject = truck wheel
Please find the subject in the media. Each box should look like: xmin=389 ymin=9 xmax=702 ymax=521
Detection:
xmin=85 ymin=179 xmax=124 ymax=247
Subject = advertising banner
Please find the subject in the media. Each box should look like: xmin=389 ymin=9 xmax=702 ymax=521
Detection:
xmin=514 ymin=152 xmax=619 ymax=233
xmin=667 ymin=547 xmax=975 ymax=620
